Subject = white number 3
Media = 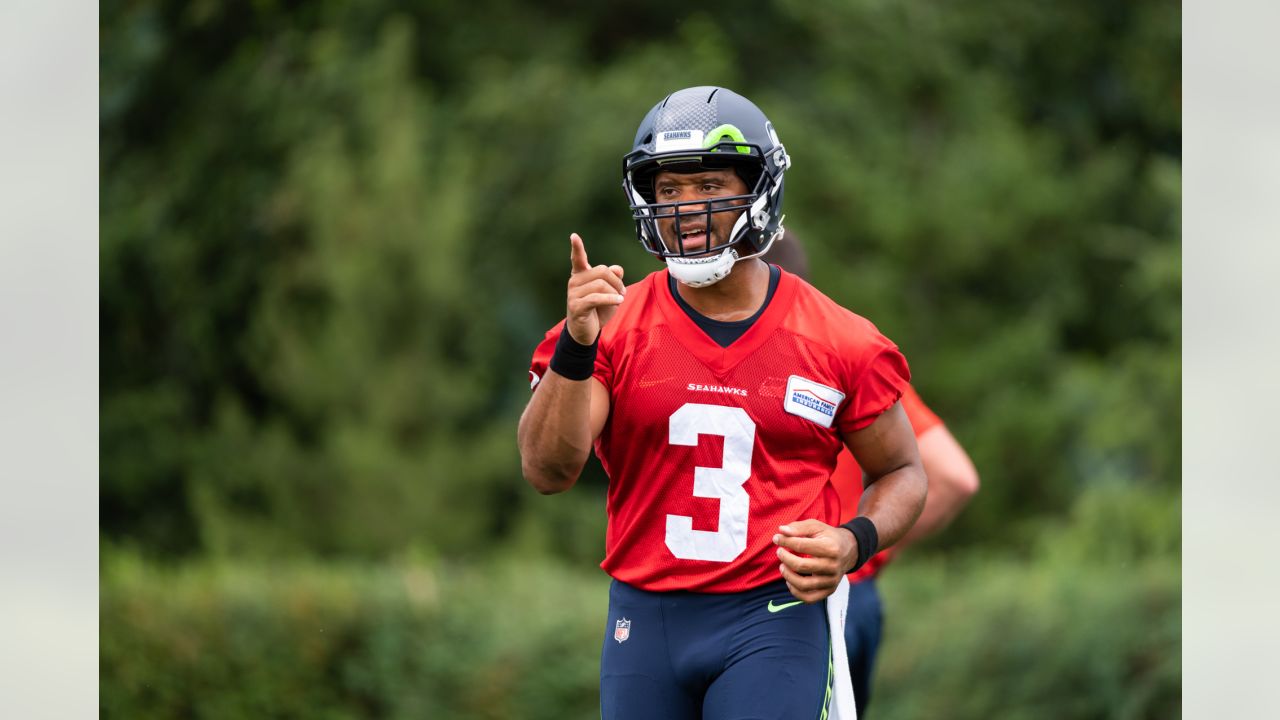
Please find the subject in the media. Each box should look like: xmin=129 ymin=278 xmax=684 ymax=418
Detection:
xmin=665 ymin=403 xmax=756 ymax=562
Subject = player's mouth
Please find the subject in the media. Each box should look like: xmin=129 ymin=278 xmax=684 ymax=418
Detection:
xmin=677 ymin=228 xmax=710 ymax=253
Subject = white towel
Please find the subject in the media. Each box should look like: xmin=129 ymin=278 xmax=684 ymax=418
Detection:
xmin=825 ymin=576 xmax=857 ymax=719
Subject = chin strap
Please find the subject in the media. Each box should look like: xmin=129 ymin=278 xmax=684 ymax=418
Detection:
xmin=665 ymin=223 xmax=786 ymax=288
xmin=666 ymin=247 xmax=738 ymax=288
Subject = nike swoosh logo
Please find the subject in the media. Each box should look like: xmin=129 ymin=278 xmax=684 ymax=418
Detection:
xmin=767 ymin=599 xmax=804 ymax=613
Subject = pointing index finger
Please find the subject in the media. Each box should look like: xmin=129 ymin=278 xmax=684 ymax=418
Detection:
xmin=569 ymin=233 xmax=591 ymax=274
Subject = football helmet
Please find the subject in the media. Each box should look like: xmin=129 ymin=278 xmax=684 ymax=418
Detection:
xmin=622 ymin=86 xmax=791 ymax=287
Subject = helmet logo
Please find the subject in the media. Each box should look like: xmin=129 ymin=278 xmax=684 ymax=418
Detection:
xmin=656 ymin=129 xmax=704 ymax=152
xmin=765 ymin=121 xmax=781 ymax=147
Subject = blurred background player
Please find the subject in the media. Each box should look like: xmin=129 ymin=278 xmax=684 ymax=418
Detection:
xmin=765 ymin=233 xmax=980 ymax=717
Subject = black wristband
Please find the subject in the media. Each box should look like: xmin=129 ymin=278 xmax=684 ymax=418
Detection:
xmin=549 ymin=325 xmax=598 ymax=381
xmin=839 ymin=516 xmax=880 ymax=574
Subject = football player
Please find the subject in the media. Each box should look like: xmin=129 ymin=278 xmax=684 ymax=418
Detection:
xmin=519 ymin=86 xmax=928 ymax=720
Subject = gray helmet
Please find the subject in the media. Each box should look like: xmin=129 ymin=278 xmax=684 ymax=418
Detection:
xmin=622 ymin=86 xmax=791 ymax=266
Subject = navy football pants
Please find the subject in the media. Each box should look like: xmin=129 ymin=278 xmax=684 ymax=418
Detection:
xmin=844 ymin=579 xmax=884 ymax=717
xmin=600 ymin=579 xmax=833 ymax=720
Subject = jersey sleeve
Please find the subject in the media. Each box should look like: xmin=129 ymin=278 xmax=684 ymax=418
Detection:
xmin=527 ymin=323 xmax=561 ymax=391
xmin=835 ymin=332 xmax=910 ymax=434
xmin=527 ymin=320 xmax=615 ymax=392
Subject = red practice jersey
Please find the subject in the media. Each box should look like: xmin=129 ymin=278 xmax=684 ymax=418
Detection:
xmin=831 ymin=385 xmax=943 ymax=583
xmin=528 ymin=267 xmax=910 ymax=593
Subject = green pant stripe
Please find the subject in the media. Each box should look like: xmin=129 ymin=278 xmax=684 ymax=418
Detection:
xmin=818 ymin=630 xmax=834 ymax=720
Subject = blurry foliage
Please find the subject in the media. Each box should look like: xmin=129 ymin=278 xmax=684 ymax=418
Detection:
xmin=101 ymin=1 xmax=1180 ymax=714
xmin=101 ymin=553 xmax=609 ymax=719
xmin=101 ymin=484 xmax=1179 ymax=719
xmin=101 ymin=0 xmax=1179 ymax=559
xmin=876 ymin=483 xmax=1181 ymax=719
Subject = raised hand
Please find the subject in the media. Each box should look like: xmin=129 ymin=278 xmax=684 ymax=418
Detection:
xmin=566 ymin=233 xmax=626 ymax=345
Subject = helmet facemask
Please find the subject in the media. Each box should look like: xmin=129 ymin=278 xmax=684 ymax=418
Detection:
xmin=624 ymin=148 xmax=786 ymax=287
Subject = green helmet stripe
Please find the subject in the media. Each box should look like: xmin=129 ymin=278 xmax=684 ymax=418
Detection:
xmin=704 ymin=124 xmax=751 ymax=154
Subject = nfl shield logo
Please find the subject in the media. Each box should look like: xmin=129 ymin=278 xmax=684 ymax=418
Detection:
xmin=614 ymin=618 xmax=631 ymax=643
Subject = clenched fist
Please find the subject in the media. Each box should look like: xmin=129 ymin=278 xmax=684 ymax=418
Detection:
xmin=566 ymin=232 xmax=626 ymax=345
xmin=773 ymin=519 xmax=859 ymax=604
